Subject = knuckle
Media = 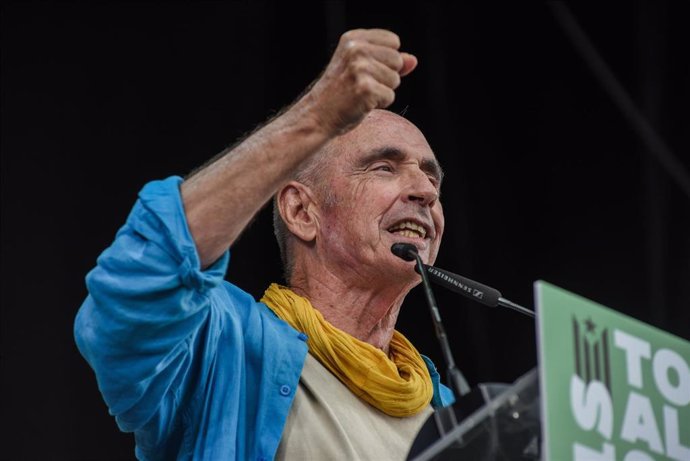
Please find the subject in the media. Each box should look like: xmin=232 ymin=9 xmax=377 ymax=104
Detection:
xmin=349 ymin=58 xmax=368 ymax=75
xmin=373 ymin=28 xmax=399 ymax=47
xmin=341 ymin=39 xmax=355 ymax=54
xmin=389 ymin=33 xmax=401 ymax=49
xmin=341 ymin=41 xmax=356 ymax=58
xmin=354 ymin=76 xmax=373 ymax=97
xmin=345 ymin=41 xmax=367 ymax=58
xmin=354 ymin=77 xmax=368 ymax=94
xmin=393 ymin=53 xmax=404 ymax=70
xmin=391 ymin=73 xmax=401 ymax=89
xmin=380 ymin=89 xmax=395 ymax=108
xmin=341 ymin=29 xmax=363 ymax=43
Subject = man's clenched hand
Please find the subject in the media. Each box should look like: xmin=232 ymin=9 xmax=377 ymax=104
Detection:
xmin=304 ymin=29 xmax=417 ymax=135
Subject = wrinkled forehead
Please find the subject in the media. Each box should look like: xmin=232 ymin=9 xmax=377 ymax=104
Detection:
xmin=335 ymin=110 xmax=439 ymax=165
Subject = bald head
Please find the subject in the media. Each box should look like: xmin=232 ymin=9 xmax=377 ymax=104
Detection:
xmin=329 ymin=110 xmax=426 ymax=159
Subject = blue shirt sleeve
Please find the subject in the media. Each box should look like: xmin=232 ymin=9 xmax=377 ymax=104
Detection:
xmin=74 ymin=176 xmax=229 ymax=434
xmin=422 ymin=355 xmax=456 ymax=408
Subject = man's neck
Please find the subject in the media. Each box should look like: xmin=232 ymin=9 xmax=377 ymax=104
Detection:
xmin=289 ymin=265 xmax=413 ymax=354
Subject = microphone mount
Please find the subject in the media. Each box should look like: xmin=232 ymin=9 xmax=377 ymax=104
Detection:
xmin=391 ymin=243 xmax=471 ymax=401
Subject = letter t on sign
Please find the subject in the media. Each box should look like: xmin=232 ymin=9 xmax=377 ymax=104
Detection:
xmin=614 ymin=330 xmax=651 ymax=389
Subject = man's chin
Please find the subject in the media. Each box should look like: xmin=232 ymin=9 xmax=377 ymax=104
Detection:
xmin=387 ymin=257 xmax=423 ymax=285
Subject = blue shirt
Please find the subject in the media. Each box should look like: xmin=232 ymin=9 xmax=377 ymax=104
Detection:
xmin=74 ymin=176 xmax=455 ymax=460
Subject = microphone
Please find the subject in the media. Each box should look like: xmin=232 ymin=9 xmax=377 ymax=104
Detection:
xmin=391 ymin=243 xmax=534 ymax=318
xmin=391 ymin=243 xmax=470 ymax=400
xmin=391 ymin=242 xmax=417 ymax=261
xmin=420 ymin=266 xmax=501 ymax=308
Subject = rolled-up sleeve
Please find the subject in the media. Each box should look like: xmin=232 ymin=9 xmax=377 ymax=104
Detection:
xmin=74 ymin=176 xmax=229 ymax=433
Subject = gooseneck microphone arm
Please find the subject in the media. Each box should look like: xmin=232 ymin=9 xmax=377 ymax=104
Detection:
xmin=391 ymin=243 xmax=471 ymax=400
xmin=497 ymin=296 xmax=535 ymax=318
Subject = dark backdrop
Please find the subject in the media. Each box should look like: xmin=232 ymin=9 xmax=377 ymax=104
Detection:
xmin=1 ymin=2 xmax=688 ymax=459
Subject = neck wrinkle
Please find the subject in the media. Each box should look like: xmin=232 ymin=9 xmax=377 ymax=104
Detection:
xmin=289 ymin=260 xmax=413 ymax=353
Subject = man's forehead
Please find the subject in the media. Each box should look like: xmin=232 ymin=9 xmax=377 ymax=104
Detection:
xmin=359 ymin=109 xmax=426 ymax=137
xmin=326 ymin=111 xmax=444 ymax=184
xmin=342 ymin=110 xmax=435 ymax=157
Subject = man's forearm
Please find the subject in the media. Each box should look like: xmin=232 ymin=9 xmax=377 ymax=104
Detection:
xmin=181 ymin=98 xmax=330 ymax=268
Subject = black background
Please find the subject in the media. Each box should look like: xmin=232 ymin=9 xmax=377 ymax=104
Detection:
xmin=1 ymin=2 xmax=689 ymax=459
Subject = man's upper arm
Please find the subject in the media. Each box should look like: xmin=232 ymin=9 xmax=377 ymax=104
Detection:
xmin=74 ymin=176 xmax=230 ymax=433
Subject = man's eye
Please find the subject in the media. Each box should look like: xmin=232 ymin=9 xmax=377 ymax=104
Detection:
xmin=372 ymin=164 xmax=393 ymax=172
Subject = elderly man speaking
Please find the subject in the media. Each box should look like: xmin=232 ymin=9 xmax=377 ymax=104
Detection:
xmin=75 ymin=28 xmax=455 ymax=460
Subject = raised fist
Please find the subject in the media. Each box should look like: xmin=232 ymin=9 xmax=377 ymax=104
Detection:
xmin=305 ymin=29 xmax=417 ymax=135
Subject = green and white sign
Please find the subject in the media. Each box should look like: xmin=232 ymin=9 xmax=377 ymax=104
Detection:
xmin=536 ymin=281 xmax=690 ymax=461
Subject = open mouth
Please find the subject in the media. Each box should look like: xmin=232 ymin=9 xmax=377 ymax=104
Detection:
xmin=387 ymin=220 xmax=428 ymax=239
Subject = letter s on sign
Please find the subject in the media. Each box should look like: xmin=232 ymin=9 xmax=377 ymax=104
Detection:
xmin=570 ymin=375 xmax=614 ymax=439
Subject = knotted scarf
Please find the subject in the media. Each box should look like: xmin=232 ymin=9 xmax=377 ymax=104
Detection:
xmin=261 ymin=283 xmax=433 ymax=417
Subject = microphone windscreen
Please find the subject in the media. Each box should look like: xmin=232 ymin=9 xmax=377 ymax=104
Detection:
xmin=418 ymin=265 xmax=502 ymax=307
xmin=390 ymin=243 xmax=417 ymax=262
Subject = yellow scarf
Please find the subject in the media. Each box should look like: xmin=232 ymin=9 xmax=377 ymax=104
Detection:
xmin=261 ymin=283 xmax=433 ymax=417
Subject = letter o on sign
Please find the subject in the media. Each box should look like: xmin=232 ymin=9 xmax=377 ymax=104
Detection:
xmin=653 ymin=348 xmax=690 ymax=406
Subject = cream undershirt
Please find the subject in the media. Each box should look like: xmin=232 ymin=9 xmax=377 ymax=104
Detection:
xmin=276 ymin=353 xmax=433 ymax=461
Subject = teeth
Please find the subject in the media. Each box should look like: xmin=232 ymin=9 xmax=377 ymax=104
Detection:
xmin=396 ymin=230 xmax=421 ymax=238
xmin=388 ymin=221 xmax=427 ymax=238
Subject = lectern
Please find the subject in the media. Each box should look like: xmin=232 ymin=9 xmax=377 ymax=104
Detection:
xmin=408 ymin=368 xmax=541 ymax=460
xmin=408 ymin=282 xmax=690 ymax=461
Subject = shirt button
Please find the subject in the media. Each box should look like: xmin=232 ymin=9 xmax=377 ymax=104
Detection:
xmin=280 ymin=385 xmax=291 ymax=396
xmin=298 ymin=332 xmax=308 ymax=341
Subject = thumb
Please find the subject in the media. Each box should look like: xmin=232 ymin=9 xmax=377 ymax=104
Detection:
xmin=399 ymin=52 xmax=418 ymax=77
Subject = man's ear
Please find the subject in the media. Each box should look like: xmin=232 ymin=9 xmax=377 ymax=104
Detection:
xmin=277 ymin=181 xmax=318 ymax=242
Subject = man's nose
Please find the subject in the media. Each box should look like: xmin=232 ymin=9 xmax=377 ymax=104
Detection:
xmin=404 ymin=170 xmax=439 ymax=207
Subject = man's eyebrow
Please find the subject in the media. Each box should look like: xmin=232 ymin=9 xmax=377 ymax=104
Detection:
xmin=357 ymin=146 xmax=444 ymax=183
xmin=421 ymin=157 xmax=445 ymax=184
